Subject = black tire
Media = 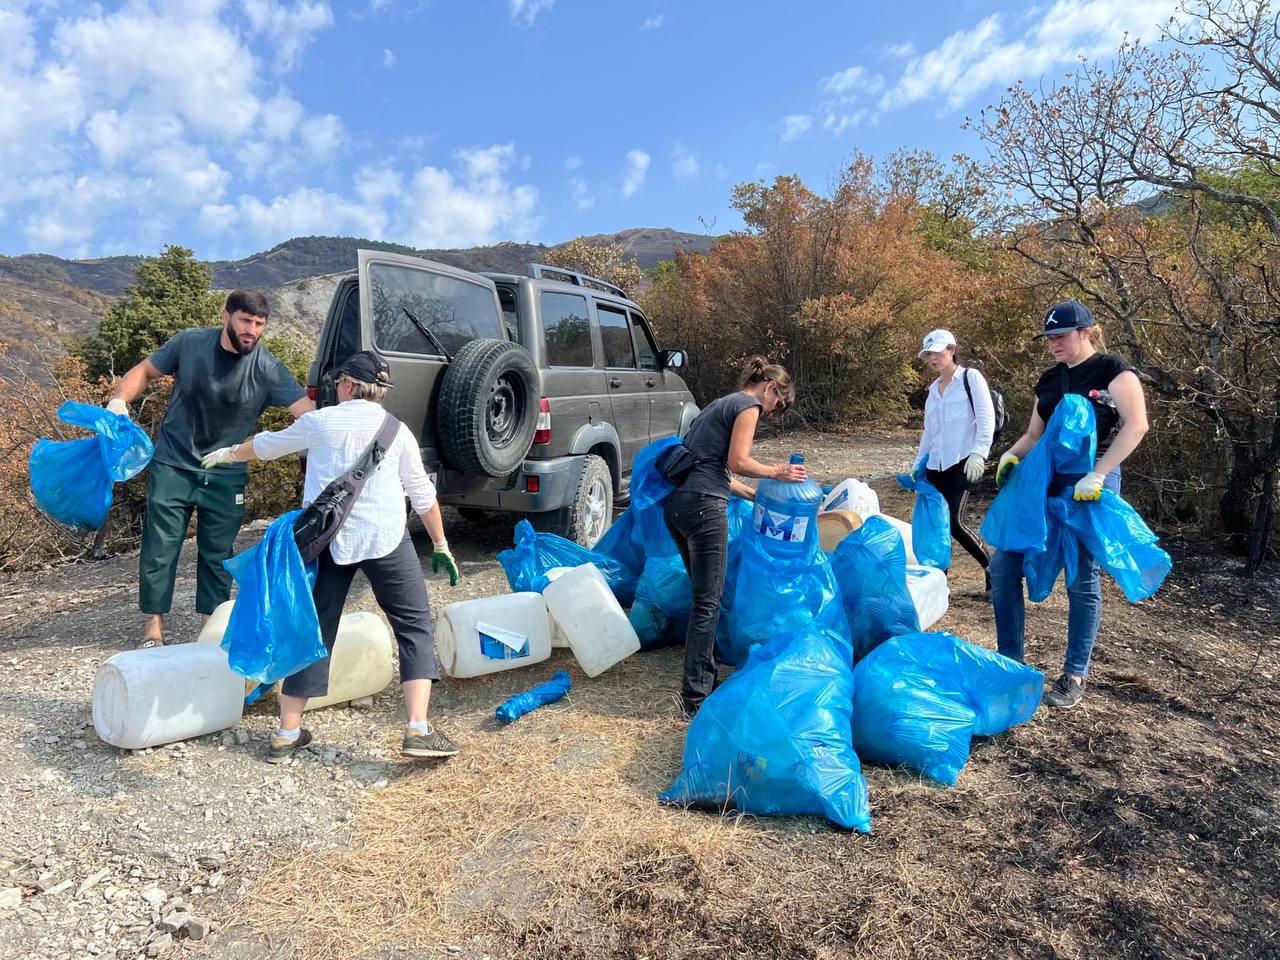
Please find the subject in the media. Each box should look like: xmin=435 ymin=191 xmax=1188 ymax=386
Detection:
xmin=539 ymin=454 xmax=613 ymax=548
xmin=438 ymin=339 xmax=539 ymax=478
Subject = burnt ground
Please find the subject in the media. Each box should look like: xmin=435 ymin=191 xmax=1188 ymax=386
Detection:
xmin=0 ymin=427 xmax=1276 ymax=960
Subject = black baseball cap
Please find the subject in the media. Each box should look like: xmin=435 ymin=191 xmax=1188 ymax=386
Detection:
xmin=334 ymin=350 xmax=395 ymax=387
xmin=1033 ymin=300 xmax=1095 ymax=339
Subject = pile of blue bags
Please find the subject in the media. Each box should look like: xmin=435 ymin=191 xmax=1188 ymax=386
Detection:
xmin=28 ymin=400 xmax=154 ymax=530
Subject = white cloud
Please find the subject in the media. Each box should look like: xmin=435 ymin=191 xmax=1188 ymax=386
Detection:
xmin=884 ymin=41 xmax=916 ymax=59
xmin=510 ymin=0 xmax=555 ymax=27
xmin=383 ymin=47 xmax=396 ymax=69
xmin=405 ymin=147 xmax=540 ymax=247
xmin=780 ymin=114 xmax=813 ymax=143
xmin=641 ymin=14 xmax=664 ymax=31
xmin=620 ymin=149 xmax=650 ymax=199
xmin=565 ymin=155 xmax=581 ymax=170
xmin=671 ymin=144 xmax=699 ymax=182
xmin=300 ymin=114 xmax=345 ymax=159
xmin=260 ymin=94 xmax=305 ymax=141
xmin=713 ymin=162 xmax=729 ymax=180
xmin=570 ymin=176 xmax=594 ymax=210
xmin=201 ymin=186 xmax=387 ymax=246
xmin=240 ymin=0 xmax=335 ymax=73
xmin=879 ymin=0 xmax=1180 ymax=110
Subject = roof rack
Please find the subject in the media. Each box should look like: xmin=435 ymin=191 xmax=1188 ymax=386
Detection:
xmin=527 ymin=262 xmax=627 ymax=299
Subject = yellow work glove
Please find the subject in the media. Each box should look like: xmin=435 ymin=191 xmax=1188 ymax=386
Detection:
xmin=995 ymin=452 xmax=1019 ymax=488
xmin=1073 ymin=471 xmax=1106 ymax=501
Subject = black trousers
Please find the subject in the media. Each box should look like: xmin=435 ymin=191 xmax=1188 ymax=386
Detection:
xmin=924 ymin=461 xmax=990 ymax=571
xmin=662 ymin=490 xmax=728 ymax=713
xmin=281 ymin=534 xmax=439 ymax=698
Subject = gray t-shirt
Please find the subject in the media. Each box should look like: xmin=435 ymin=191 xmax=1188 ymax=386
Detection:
xmin=679 ymin=391 xmax=764 ymax=499
xmin=148 ymin=327 xmax=305 ymax=475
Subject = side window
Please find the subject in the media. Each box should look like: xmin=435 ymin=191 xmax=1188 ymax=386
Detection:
xmin=598 ymin=303 xmax=636 ymax=369
xmin=541 ymin=291 xmax=593 ymax=367
xmin=497 ymin=286 xmax=519 ymax=343
xmin=369 ymin=262 xmax=502 ymax=356
xmin=631 ymin=311 xmax=658 ymax=371
xmin=334 ymin=288 xmax=360 ymax=368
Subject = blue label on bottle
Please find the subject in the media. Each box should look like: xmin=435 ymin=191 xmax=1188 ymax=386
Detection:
xmin=754 ymin=504 xmax=809 ymax=542
xmin=479 ymin=632 xmax=530 ymax=660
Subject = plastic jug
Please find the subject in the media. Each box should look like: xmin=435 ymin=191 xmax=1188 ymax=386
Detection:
xmin=879 ymin=514 xmax=918 ymax=565
xmin=751 ymin=454 xmax=825 ymax=556
xmin=435 ymin=592 xmax=552 ymax=678
xmin=93 ymin=644 xmax=245 ymax=750
xmin=543 ymin=563 xmax=641 ymax=677
xmin=197 ymin=600 xmax=234 ymax=643
xmin=821 ymin=478 xmax=880 ymax=518
xmin=545 ymin=567 xmax=574 ymax=648
xmin=281 ymin=611 xmax=395 ymax=710
xmin=905 ymin=564 xmax=949 ymax=630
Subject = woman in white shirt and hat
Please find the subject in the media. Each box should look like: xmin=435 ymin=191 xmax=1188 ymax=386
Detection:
xmin=915 ymin=328 xmax=996 ymax=594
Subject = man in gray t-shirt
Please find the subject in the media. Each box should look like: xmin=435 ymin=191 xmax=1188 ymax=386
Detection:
xmin=107 ymin=289 xmax=312 ymax=646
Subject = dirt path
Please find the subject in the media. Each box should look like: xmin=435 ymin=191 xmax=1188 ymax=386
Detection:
xmin=0 ymin=429 xmax=1276 ymax=960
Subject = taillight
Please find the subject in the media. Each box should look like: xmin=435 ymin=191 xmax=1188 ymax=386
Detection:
xmin=533 ymin=397 xmax=551 ymax=445
xmin=306 ymin=386 xmax=318 ymax=402
xmin=525 ymin=475 xmax=541 ymax=493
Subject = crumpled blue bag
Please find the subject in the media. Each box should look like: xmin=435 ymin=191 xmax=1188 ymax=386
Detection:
xmin=629 ymin=555 xmax=692 ymax=649
xmin=896 ymin=458 xmax=952 ymax=570
xmin=221 ymin=510 xmax=326 ymax=686
xmin=29 ymin=401 xmax=154 ymax=530
xmin=981 ymin=395 xmax=1171 ymax=603
xmin=829 ymin=515 xmax=920 ymax=663
xmin=661 ymin=625 xmax=872 ymax=832
xmin=852 ymin=631 xmax=1044 ymax=787
xmin=496 ymin=669 xmax=572 ymax=724
xmin=498 ymin=519 xmax=638 ymax=606
xmin=629 ymin=435 xmax=683 ymax=511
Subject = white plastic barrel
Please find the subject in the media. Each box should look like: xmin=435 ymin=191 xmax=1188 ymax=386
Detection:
xmin=283 ymin=611 xmax=396 ymax=710
xmin=821 ymin=478 xmax=880 ymax=518
xmin=543 ymin=563 xmax=640 ymax=678
xmin=197 ymin=600 xmax=235 ymax=644
xmin=879 ymin=514 xmax=918 ymax=565
xmin=545 ymin=567 xmax=574 ymax=648
xmin=435 ymin=592 xmax=551 ymax=678
xmin=93 ymin=644 xmax=245 ymax=750
xmin=905 ymin=564 xmax=950 ymax=630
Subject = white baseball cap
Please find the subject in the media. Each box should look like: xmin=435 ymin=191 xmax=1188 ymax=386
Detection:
xmin=918 ymin=328 xmax=957 ymax=357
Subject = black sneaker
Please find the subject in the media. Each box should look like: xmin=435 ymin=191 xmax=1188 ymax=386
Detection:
xmin=1044 ymin=674 xmax=1085 ymax=709
xmin=402 ymin=724 xmax=458 ymax=759
xmin=267 ymin=728 xmax=312 ymax=763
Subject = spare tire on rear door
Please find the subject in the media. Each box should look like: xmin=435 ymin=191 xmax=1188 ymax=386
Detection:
xmin=438 ymin=338 xmax=539 ymax=477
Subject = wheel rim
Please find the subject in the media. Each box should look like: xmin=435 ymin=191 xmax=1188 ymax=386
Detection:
xmin=583 ymin=477 xmax=609 ymax=545
xmin=486 ymin=374 xmax=524 ymax=449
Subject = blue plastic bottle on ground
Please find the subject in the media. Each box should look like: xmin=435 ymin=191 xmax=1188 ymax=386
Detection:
xmin=751 ymin=454 xmax=824 ymax=556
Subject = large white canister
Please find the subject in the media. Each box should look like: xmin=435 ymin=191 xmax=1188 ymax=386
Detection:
xmin=434 ymin=592 xmax=551 ymax=678
xmin=879 ymin=514 xmax=918 ymax=565
xmin=93 ymin=644 xmax=245 ymax=750
xmin=821 ymin=478 xmax=880 ymax=518
xmin=905 ymin=564 xmax=950 ymax=630
xmin=285 ymin=611 xmax=396 ymax=710
xmin=543 ymin=563 xmax=640 ymax=678
xmin=544 ymin=567 xmax=574 ymax=648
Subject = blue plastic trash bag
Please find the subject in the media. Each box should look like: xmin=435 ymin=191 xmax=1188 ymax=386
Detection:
xmin=29 ymin=400 xmax=154 ymax=530
xmin=661 ymin=625 xmax=871 ymax=832
xmin=852 ymin=631 xmax=1044 ymax=787
xmin=629 ymin=436 xmax=683 ymax=511
xmin=498 ymin=520 xmax=638 ymax=606
xmin=829 ymin=515 xmax=920 ymax=663
xmin=496 ymin=669 xmax=572 ymax=724
xmin=896 ymin=459 xmax=952 ymax=571
xmin=221 ymin=510 xmax=326 ymax=685
xmin=629 ymin=555 xmax=692 ymax=649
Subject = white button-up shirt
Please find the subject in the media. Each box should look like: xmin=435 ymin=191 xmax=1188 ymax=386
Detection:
xmin=917 ymin=366 xmax=995 ymax=471
xmin=251 ymin=399 xmax=437 ymax=565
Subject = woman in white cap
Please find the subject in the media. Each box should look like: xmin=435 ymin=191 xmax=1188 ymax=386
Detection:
xmin=915 ymin=328 xmax=995 ymax=594
xmin=990 ymin=300 xmax=1148 ymax=709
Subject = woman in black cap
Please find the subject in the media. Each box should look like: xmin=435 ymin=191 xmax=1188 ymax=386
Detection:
xmin=202 ymin=350 xmax=462 ymax=762
xmin=988 ymin=301 xmax=1149 ymax=709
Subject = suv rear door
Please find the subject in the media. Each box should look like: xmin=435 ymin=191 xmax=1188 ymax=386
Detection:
xmin=595 ymin=300 xmax=649 ymax=467
xmin=362 ymin=250 xmax=507 ymax=463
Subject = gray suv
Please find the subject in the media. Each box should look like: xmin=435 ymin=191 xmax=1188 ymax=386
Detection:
xmin=307 ymin=249 xmax=698 ymax=545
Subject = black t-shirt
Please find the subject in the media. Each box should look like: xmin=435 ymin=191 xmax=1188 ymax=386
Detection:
xmin=1035 ymin=352 xmax=1136 ymax=454
xmin=680 ymin=391 xmax=764 ymax=499
xmin=148 ymin=327 xmax=306 ymax=475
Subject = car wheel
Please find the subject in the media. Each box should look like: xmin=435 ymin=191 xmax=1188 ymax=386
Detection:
xmin=438 ymin=338 xmax=539 ymax=478
xmin=547 ymin=455 xmax=613 ymax=548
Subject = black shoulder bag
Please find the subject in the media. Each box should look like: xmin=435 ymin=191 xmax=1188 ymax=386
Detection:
xmin=293 ymin=413 xmax=401 ymax=563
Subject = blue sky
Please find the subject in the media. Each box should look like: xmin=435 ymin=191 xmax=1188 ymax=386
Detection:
xmin=0 ymin=0 xmax=1180 ymax=260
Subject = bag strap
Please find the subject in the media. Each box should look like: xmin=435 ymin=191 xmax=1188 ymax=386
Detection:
xmin=962 ymin=368 xmax=975 ymax=415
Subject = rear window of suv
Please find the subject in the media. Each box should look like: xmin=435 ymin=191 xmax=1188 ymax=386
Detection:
xmin=542 ymin=291 xmax=593 ymax=367
xmin=368 ymin=262 xmax=502 ymax=356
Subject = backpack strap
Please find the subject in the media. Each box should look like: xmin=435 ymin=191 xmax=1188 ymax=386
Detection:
xmin=962 ymin=368 xmax=975 ymax=415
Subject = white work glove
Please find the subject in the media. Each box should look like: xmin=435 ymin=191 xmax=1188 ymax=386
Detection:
xmin=1073 ymin=471 xmax=1106 ymax=502
xmin=963 ymin=454 xmax=985 ymax=485
xmin=106 ymin=398 xmax=128 ymax=416
xmin=201 ymin=445 xmax=238 ymax=469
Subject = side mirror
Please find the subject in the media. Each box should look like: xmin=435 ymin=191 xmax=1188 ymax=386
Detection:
xmin=660 ymin=349 xmax=686 ymax=370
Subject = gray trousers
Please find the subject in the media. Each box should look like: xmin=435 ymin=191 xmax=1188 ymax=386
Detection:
xmin=281 ymin=534 xmax=440 ymax=698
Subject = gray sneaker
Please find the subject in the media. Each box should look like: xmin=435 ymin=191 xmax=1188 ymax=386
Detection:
xmin=1045 ymin=674 xmax=1085 ymax=709
xmin=402 ymin=724 xmax=459 ymax=759
xmin=267 ymin=728 xmax=312 ymax=763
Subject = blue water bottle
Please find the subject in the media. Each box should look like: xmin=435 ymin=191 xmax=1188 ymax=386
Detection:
xmin=751 ymin=454 xmax=824 ymax=557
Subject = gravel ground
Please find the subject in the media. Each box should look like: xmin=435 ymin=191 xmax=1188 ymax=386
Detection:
xmin=0 ymin=428 xmax=920 ymax=960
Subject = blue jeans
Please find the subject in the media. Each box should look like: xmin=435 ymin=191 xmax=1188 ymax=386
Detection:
xmin=990 ymin=469 xmax=1120 ymax=678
